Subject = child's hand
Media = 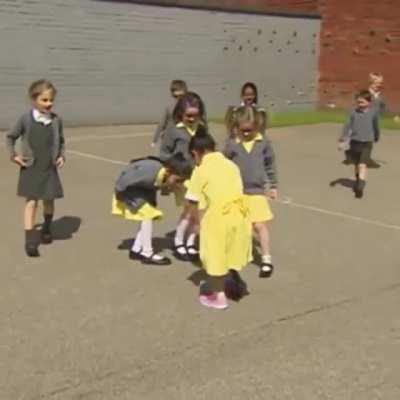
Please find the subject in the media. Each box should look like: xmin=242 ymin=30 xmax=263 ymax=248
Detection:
xmin=12 ymin=155 xmax=27 ymax=167
xmin=267 ymin=189 xmax=278 ymax=200
xmin=337 ymin=141 xmax=346 ymax=151
xmin=56 ymin=157 xmax=65 ymax=168
xmin=151 ymin=142 xmax=156 ymax=148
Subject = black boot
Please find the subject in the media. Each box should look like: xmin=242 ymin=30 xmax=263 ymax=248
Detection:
xmin=25 ymin=229 xmax=40 ymax=257
xmin=41 ymin=214 xmax=53 ymax=244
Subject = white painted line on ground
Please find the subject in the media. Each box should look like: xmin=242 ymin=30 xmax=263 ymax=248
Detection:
xmin=276 ymin=197 xmax=400 ymax=231
xmin=68 ymin=148 xmax=400 ymax=232
xmin=67 ymin=149 xmax=127 ymax=165
xmin=68 ymin=132 xmax=151 ymax=142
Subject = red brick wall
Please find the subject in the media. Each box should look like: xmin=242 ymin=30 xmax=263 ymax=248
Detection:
xmin=318 ymin=0 xmax=400 ymax=111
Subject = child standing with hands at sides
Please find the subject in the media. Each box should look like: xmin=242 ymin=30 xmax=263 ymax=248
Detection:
xmin=185 ymin=134 xmax=252 ymax=310
xmin=151 ymin=80 xmax=188 ymax=148
xmin=160 ymin=92 xmax=208 ymax=262
xmin=6 ymin=80 xmax=65 ymax=258
xmin=224 ymin=106 xmax=278 ymax=278
xmin=112 ymin=154 xmax=192 ymax=265
xmin=338 ymin=90 xmax=380 ymax=199
xmin=225 ymin=82 xmax=267 ymax=137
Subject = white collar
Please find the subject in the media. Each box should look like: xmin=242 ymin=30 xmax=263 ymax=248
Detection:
xmin=33 ymin=109 xmax=52 ymax=125
xmin=240 ymin=101 xmax=257 ymax=107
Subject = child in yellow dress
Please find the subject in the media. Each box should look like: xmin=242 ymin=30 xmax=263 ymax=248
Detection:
xmin=224 ymin=106 xmax=278 ymax=278
xmin=112 ymin=155 xmax=191 ymax=265
xmin=185 ymin=134 xmax=252 ymax=310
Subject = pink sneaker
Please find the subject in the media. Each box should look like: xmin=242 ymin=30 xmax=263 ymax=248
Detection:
xmin=199 ymin=293 xmax=228 ymax=310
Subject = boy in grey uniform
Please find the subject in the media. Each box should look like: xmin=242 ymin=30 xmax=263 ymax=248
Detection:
xmin=339 ymin=90 xmax=380 ymax=198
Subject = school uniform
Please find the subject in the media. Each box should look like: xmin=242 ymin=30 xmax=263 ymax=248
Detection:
xmin=112 ymin=158 xmax=166 ymax=221
xmin=6 ymin=109 xmax=65 ymax=200
xmin=224 ymin=133 xmax=277 ymax=223
xmin=159 ymin=122 xmax=203 ymax=206
xmin=370 ymin=90 xmax=386 ymax=115
xmin=185 ymin=152 xmax=252 ymax=277
xmin=341 ymin=107 xmax=380 ymax=165
xmin=152 ymin=100 xmax=177 ymax=144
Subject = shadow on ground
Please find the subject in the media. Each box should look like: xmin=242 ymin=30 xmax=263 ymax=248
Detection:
xmin=329 ymin=178 xmax=355 ymax=190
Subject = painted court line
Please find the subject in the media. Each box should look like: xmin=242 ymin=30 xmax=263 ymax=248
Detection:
xmin=278 ymin=197 xmax=400 ymax=231
xmin=68 ymin=132 xmax=151 ymax=142
xmin=67 ymin=148 xmax=400 ymax=232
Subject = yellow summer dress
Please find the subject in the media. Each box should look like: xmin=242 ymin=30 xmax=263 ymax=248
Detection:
xmin=186 ymin=152 xmax=252 ymax=277
xmin=111 ymin=167 xmax=166 ymax=221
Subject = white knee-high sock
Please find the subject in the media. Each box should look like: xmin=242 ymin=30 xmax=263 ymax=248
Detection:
xmin=186 ymin=232 xmax=197 ymax=247
xmin=131 ymin=229 xmax=143 ymax=253
xmin=174 ymin=218 xmax=190 ymax=247
xmin=140 ymin=220 xmax=153 ymax=257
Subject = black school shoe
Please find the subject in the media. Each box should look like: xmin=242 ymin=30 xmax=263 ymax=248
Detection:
xmin=25 ymin=243 xmax=40 ymax=257
xmin=259 ymin=263 xmax=274 ymax=278
xmin=129 ymin=250 xmax=144 ymax=261
xmin=141 ymin=253 xmax=171 ymax=266
xmin=186 ymin=245 xmax=200 ymax=262
xmin=173 ymin=245 xmax=190 ymax=262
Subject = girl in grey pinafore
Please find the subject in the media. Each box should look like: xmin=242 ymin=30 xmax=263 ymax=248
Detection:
xmin=6 ymin=79 xmax=66 ymax=257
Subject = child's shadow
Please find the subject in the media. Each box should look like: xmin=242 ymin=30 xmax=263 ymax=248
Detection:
xmin=36 ymin=216 xmax=81 ymax=240
xmin=52 ymin=216 xmax=82 ymax=240
xmin=117 ymin=236 xmax=172 ymax=253
xmin=329 ymin=178 xmax=355 ymax=190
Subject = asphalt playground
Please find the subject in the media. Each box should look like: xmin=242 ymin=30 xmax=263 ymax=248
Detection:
xmin=1 ymin=122 xmax=399 ymax=399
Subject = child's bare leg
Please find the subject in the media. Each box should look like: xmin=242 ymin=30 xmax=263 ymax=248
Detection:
xmin=24 ymin=200 xmax=40 ymax=257
xmin=253 ymin=221 xmax=271 ymax=259
xmin=358 ymin=163 xmax=367 ymax=181
xmin=253 ymin=221 xmax=274 ymax=277
xmin=355 ymin=163 xmax=367 ymax=198
xmin=24 ymin=199 xmax=38 ymax=230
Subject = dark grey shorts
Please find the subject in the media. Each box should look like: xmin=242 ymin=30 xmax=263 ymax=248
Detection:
xmin=347 ymin=141 xmax=373 ymax=165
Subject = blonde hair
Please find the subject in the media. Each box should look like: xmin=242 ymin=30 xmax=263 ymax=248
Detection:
xmin=28 ymin=79 xmax=57 ymax=100
xmin=226 ymin=105 xmax=267 ymax=137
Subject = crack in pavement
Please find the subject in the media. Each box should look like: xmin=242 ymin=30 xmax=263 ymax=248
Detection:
xmin=42 ymin=281 xmax=400 ymax=399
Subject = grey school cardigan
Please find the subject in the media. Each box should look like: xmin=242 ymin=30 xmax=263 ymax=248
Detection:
xmin=6 ymin=111 xmax=65 ymax=167
xmin=115 ymin=157 xmax=162 ymax=211
xmin=340 ymin=107 xmax=380 ymax=143
xmin=224 ymin=135 xmax=278 ymax=194
xmin=159 ymin=125 xmax=195 ymax=165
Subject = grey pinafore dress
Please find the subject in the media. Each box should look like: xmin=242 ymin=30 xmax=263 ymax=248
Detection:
xmin=17 ymin=119 xmax=64 ymax=200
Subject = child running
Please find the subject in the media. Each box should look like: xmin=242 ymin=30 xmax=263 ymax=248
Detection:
xmin=159 ymin=92 xmax=207 ymax=262
xmin=151 ymin=80 xmax=188 ymax=148
xmin=185 ymin=133 xmax=252 ymax=310
xmin=6 ymin=80 xmax=65 ymax=257
xmin=112 ymin=154 xmax=192 ymax=265
xmin=224 ymin=106 xmax=278 ymax=278
xmin=338 ymin=90 xmax=380 ymax=199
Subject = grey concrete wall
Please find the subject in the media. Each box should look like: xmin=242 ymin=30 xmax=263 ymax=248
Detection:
xmin=0 ymin=0 xmax=320 ymax=128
